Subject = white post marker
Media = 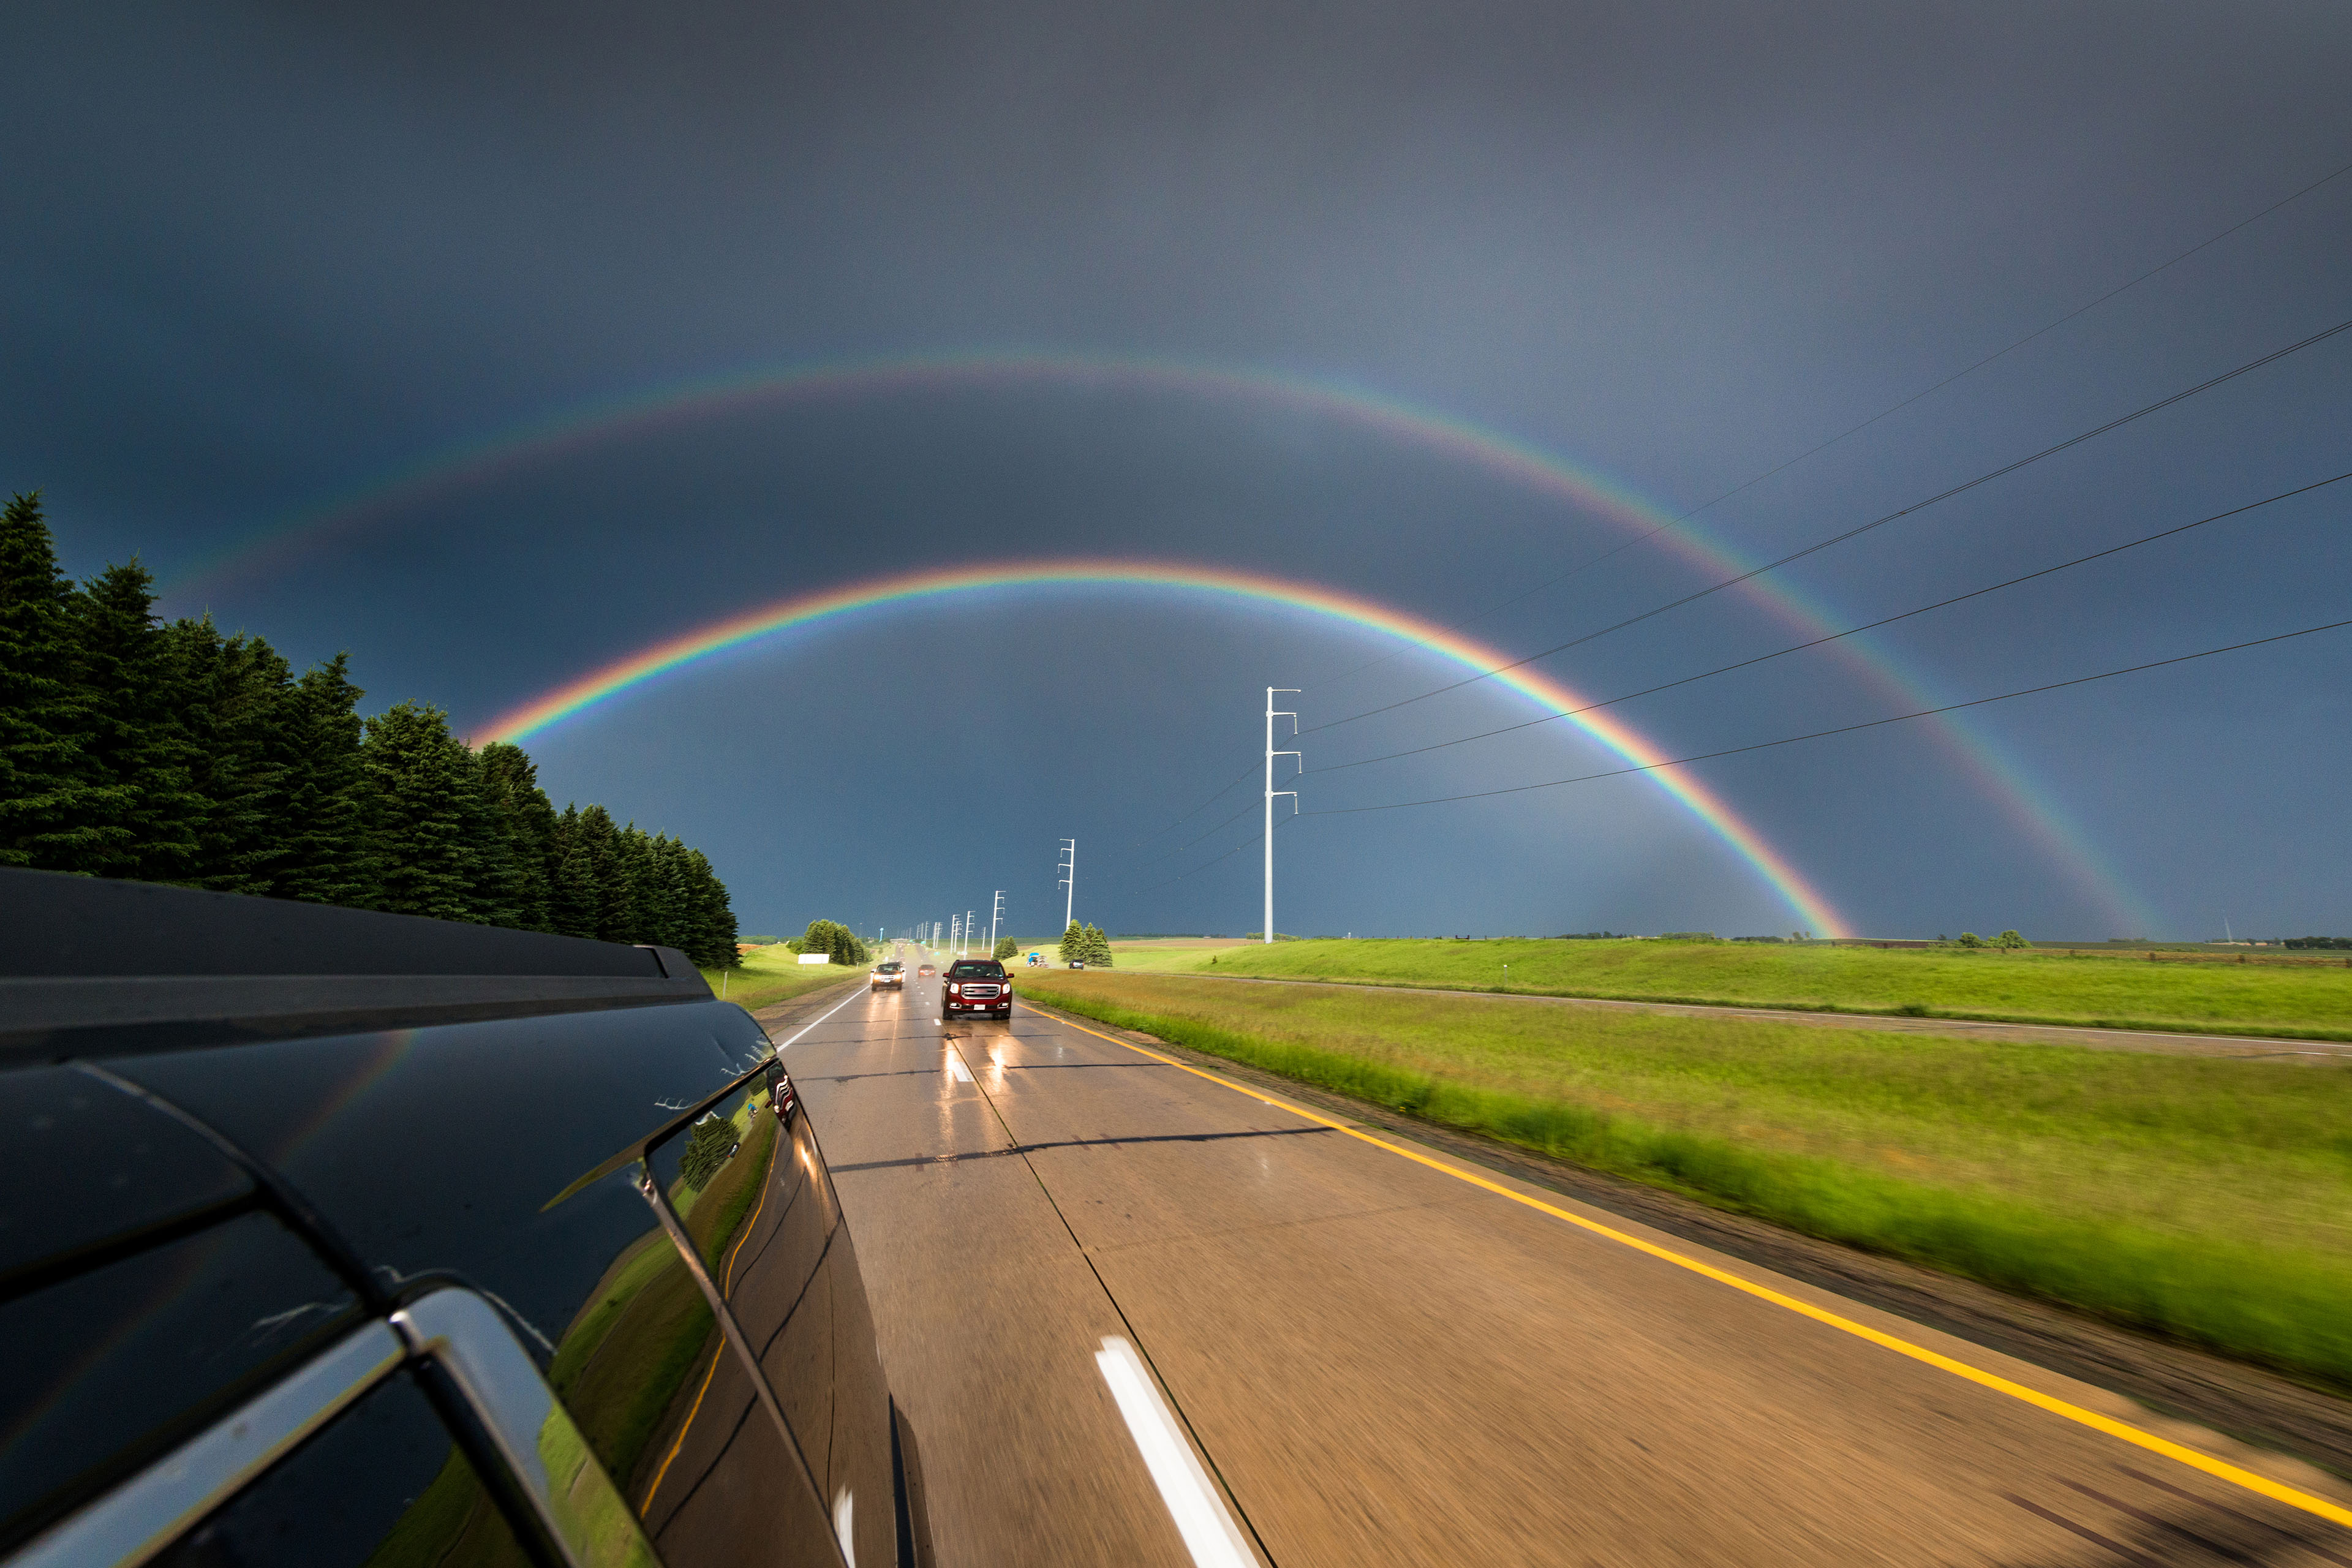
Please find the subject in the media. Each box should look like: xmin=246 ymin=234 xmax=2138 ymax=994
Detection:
xmin=1094 ymin=1336 xmax=1257 ymax=1568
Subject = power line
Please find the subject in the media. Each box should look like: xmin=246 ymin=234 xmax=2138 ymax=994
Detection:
xmin=1117 ymin=162 xmax=2352 ymax=860
xmin=1128 ymin=824 xmax=1266 ymax=897
xmin=1308 ymin=467 xmax=2352 ymax=777
xmin=1300 ymin=154 xmax=2352 ymax=699
xmin=1300 ymin=311 xmax=2352 ymax=739
xmin=1132 ymin=794 xmax=1265 ymax=867
xmin=1303 ymin=617 xmax=2352 ymax=816
xmin=1129 ymin=755 xmax=1262 ymax=845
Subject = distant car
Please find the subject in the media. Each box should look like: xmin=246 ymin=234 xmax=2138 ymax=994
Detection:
xmin=917 ymin=963 xmax=937 ymax=977
xmin=1068 ymin=959 xmax=1085 ymax=970
xmin=941 ymin=959 xmax=1011 ymax=1022
xmin=871 ymin=961 xmax=905 ymax=990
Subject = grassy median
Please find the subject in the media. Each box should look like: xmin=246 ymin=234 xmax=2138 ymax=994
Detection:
xmin=1023 ymin=970 xmax=2352 ymax=1389
xmin=1161 ymin=937 xmax=2352 ymax=1039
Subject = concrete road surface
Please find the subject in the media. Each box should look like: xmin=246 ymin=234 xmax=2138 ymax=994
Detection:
xmin=774 ymin=954 xmax=2352 ymax=1567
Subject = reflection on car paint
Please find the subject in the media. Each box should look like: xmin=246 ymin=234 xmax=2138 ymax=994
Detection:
xmin=636 ymin=1068 xmax=900 ymax=1568
xmin=537 ymin=1155 xmax=838 ymax=1565
xmin=628 ymin=1073 xmax=845 ymax=1564
xmin=0 ymin=1212 xmax=360 ymax=1548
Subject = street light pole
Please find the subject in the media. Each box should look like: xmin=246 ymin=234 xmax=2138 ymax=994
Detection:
xmin=1264 ymin=687 xmax=1300 ymax=944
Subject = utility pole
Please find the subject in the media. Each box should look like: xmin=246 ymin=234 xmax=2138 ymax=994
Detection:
xmin=1057 ymin=840 xmax=1076 ymax=935
xmin=1265 ymin=688 xmax=1300 ymax=944
xmin=949 ymin=914 xmax=958 ymax=956
xmin=964 ymin=910 xmax=974 ymax=957
xmin=990 ymin=890 xmax=1004 ymax=954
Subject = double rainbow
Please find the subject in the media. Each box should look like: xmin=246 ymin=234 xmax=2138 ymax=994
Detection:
xmin=473 ymin=559 xmax=1853 ymax=937
xmin=164 ymin=350 xmax=2154 ymax=932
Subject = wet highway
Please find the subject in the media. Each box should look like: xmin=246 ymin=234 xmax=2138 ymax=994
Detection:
xmin=777 ymin=952 xmax=2352 ymax=1567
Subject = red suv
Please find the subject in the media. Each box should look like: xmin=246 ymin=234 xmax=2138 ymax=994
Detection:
xmin=941 ymin=958 xmax=1011 ymax=1021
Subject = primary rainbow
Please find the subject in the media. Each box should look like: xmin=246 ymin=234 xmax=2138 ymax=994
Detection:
xmin=473 ymin=559 xmax=1853 ymax=936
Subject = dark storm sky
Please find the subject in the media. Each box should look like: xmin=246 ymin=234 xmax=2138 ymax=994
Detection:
xmin=8 ymin=0 xmax=2349 ymax=941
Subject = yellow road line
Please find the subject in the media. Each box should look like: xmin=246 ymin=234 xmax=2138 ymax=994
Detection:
xmin=1025 ymin=1001 xmax=2352 ymax=1532
xmin=641 ymin=1118 xmax=782 ymax=1508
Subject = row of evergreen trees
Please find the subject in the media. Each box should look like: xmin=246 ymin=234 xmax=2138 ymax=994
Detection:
xmin=1 ymin=493 xmax=740 ymax=968
xmin=792 ymin=919 xmax=871 ymax=965
xmin=1058 ymin=921 xmax=1114 ymax=967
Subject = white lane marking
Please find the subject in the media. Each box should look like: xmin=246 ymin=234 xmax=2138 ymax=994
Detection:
xmin=770 ymin=984 xmax=870 ymax=1052
xmin=1095 ymin=1336 xmax=1257 ymax=1568
xmin=946 ymin=1052 xmax=974 ymax=1084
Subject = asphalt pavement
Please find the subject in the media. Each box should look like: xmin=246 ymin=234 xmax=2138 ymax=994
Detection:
xmin=769 ymin=952 xmax=2352 ymax=1567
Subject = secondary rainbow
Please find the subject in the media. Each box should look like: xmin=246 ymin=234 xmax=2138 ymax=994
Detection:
xmin=473 ymin=560 xmax=1852 ymax=936
xmin=167 ymin=351 xmax=2155 ymax=932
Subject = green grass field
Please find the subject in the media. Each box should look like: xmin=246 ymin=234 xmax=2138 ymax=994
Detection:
xmin=1140 ymin=937 xmax=2352 ymax=1039
xmin=698 ymin=944 xmax=866 ymax=1012
xmin=1023 ymin=969 xmax=2352 ymax=1389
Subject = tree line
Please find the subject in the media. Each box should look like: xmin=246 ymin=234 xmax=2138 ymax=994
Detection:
xmin=791 ymin=920 xmax=871 ymax=965
xmin=1 ymin=493 xmax=740 ymax=968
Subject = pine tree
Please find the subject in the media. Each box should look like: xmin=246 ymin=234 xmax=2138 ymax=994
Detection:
xmin=1058 ymin=919 xmax=1084 ymax=963
xmin=801 ymin=919 xmax=849 ymax=965
xmin=1082 ymin=924 xmax=1113 ymax=967
xmin=573 ymin=805 xmax=638 ymax=943
xmin=279 ymin=654 xmax=375 ymax=908
xmin=167 ymin=617 xmax=296 ymax=895
xmin=684 ymin=848 xmax=737 ymax=967
xmin=647 ymin=834 xmax=694 ymax=951
xmin=476 ymin=742 xmax=556 ymax=932
xmin=361 ymin=701 xmax=481 ymax=921
xmin=547 ymin=804 xmax=600 ymax=939
xmin=614 ymin=825 xmax=660 ymax=946
xmin=66 ymin=560 xmax=203 ymax=881
xmin=456 ymin=743 xmax=519 ymax=928
xmin=992 ymin=935 xmax=1017 ymax=961
xmin=0 ymin=492 xmax=102 ymax=868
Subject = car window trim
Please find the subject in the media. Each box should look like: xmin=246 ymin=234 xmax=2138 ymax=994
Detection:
xmin=390 ymin=1289 xmax=658 ymax=1568
xmin=8 ymin=1287 xmax=671 ymax=1568
xmin=7 ymin=1322 xmax=404 ymax=1568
